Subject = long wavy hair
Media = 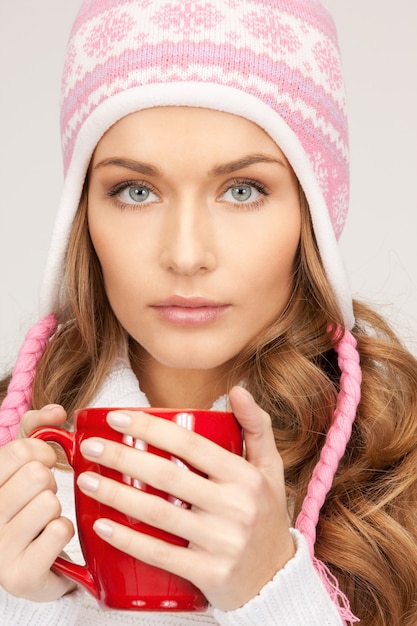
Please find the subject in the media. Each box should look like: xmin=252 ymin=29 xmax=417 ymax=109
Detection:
xmin=2 ymin=185 xmax=417 ymax=625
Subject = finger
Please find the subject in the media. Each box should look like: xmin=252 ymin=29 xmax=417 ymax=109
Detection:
xmin=26 ymin=515 xmax=75 ymax=572
xmin=229 ymin=386 xmax=281 ymax=470
xmin=0 ymin=461 xmax=57 ymax=524
xmin=0 ymin=490 xmax=63 ymax=563
xmin=101 ymin=410 xmax=244 ymax=481
xmin=0 ymin=438 xmax=57 ymax=486
xmin=79 ymin=438 xmax=219 ymax=508
xmin=92 ymin=517 xmax=204 ymax=584
xmin=77 ymin=471 xmax=200 ymax=542
xmin=19 ymin=405 xmax=67 ymax=438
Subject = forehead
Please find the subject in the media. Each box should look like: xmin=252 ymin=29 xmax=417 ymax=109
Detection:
xmin=92 ymin=106 xmax=291 ymax=168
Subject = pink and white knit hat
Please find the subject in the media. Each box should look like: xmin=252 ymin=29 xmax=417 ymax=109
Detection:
xmin=0 ymin=2 xmax=361 ymax=622
xmin=40 ymin=0 xmax=354 ymax=328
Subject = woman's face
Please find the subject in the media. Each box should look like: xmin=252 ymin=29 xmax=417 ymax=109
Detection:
xmin=88 ymin=107 xmax=301 ymax=379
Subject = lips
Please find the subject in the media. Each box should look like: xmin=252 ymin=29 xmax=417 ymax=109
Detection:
xmin=150 ymin=296 xmax=230 ymax=326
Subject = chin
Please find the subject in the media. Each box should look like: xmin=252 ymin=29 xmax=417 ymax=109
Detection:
xmin=159 ymin=355 xmax=229 ymax=371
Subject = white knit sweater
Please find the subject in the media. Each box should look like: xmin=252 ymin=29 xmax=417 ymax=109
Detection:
xmin=0 ymin=356 xmax=342 ymax=625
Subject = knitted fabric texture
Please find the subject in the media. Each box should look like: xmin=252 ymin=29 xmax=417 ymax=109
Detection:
xmin=39 ymin=0 xmax=354 ymax=328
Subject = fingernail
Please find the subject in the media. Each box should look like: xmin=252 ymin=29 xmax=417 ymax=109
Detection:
xmin=94 ymin=520 xmax=114 ymax=538
xmin=44 ymin=404 xmax=61 ymax=410
xmin=80 ymin=439 xmax=104 ymax=457
xmin=107 ymin=411 xmax=131 ymax=428
xmin=77 ymin=472 xmax=99 ymax=492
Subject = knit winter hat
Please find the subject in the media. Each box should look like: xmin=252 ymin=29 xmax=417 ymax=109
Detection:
xmin=40 ymin=0 xmax=354 ymax=328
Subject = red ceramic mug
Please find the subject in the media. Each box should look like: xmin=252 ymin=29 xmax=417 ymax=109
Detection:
xmin=30 ymin=407 xmax=243 ymax=611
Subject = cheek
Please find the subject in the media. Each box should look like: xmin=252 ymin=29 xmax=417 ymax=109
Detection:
xmin=89 ymin=222 xmax=140 ymax=304
xmin=99 ymin=252 xmax=142 ymax=305
xmin=242 ymin=219 xmax=301 ymax=307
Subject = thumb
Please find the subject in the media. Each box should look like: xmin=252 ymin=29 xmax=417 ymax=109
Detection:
xmin=229 ymin=386 xmax=279 ymax=469
xmin=18 ymin=404 xmax=68 ymax=438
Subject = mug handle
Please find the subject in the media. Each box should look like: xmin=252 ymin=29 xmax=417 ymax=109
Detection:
xmin=30 ymin=427 xmax=98 ymax=598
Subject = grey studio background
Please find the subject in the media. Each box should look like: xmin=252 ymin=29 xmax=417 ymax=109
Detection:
xmin=0 ymin=1 xmax=416 ymax=377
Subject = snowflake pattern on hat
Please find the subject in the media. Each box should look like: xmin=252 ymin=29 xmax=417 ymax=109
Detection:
xmin=151 ymin=1 xmax=224 ymax=33
xmin=83 ymin=11 xmax=135 ymax=57
xmin=313 ymin=40 xmax=344 ymax=91
xmin=242 ymin=12 xmax=303 ymax=54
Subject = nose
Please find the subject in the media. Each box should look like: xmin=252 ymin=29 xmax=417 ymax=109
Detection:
xmin=159 ymin=200 xmax=217 ymax=276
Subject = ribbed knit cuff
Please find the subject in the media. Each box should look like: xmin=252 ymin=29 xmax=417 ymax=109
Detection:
xmin=213 ymin=529 xmax=343 ymax=626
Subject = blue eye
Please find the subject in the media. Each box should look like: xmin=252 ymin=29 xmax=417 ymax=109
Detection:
xmin=119 ymin=185 xmax=158 ymax=204
xmin=222 ymin=181 xmax=265 ymax=205
xmin=231 ymin=185 xmax=255 ymax=201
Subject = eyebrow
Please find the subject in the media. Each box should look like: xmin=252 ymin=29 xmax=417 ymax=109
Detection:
xmin=93 ymin=153 xmax=287 ymax=177
xmin=209 ymin=154 xmax=287 ymax=176
xmin=94 ymin=158 xmax=161 ymax=176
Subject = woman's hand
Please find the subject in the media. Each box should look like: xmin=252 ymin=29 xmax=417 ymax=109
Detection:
xmin=77 ymin=387 xmax=295 ymax=610
xmin=0 ymin=405 xmax=76 ymax=601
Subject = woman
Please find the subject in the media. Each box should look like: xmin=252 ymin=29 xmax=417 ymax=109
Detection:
xmin=1 ymin=1 xmax=417 ymax=625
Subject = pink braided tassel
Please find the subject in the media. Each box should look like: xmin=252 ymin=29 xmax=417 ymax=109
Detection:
xmin=296 ymin=329 xmax=362 ymax=625
xmin=0 ymin=314 xmax=58 ymax=447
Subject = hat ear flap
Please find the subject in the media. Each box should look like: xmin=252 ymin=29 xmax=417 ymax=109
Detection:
xmin=0 ymin=314 xmax=58 ymax=446
xmin=295 ymin=329 xmax=362 ymax=624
